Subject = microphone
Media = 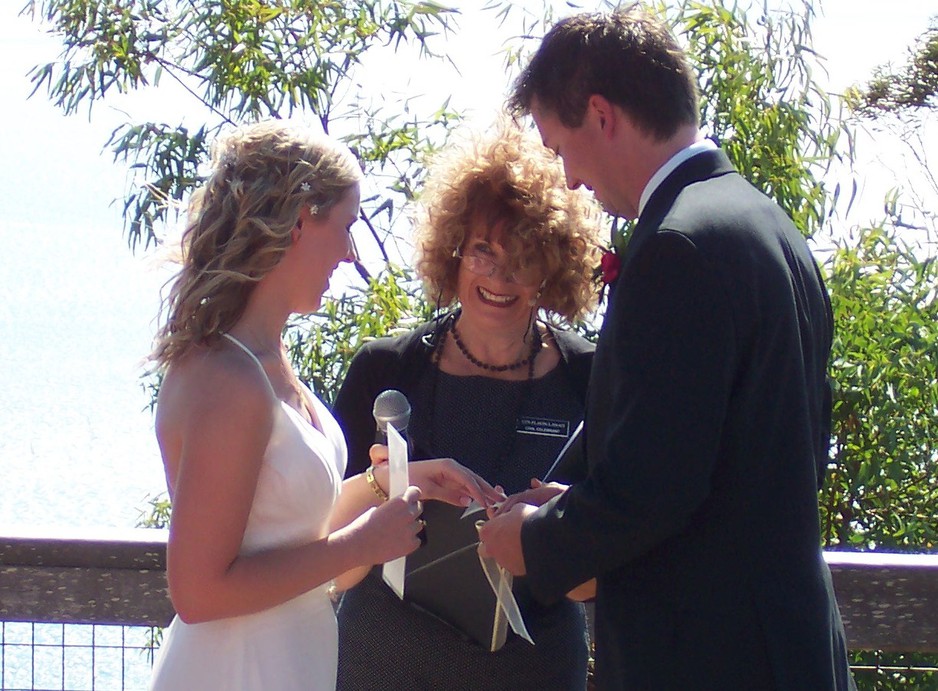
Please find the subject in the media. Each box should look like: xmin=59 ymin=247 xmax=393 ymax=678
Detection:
xmin=372 ymin=389 xmax=425 ymax=546
xmin=372 ymin=389 xmax=411 ymax=445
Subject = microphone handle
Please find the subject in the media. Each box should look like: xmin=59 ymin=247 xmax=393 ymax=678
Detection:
xmin=374 ymin=427 xmax=416 ymax=458
xmin=374 ymin=426 xmax=426 ymax=546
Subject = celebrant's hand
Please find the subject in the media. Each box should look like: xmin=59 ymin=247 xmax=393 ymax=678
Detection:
xmin=408 ymin=458 xmax=505 ymax=509
xmin=490 ymin=478 xmax=567 ymax=517
xmin=477 ymin=502 xmax=534 ymax=576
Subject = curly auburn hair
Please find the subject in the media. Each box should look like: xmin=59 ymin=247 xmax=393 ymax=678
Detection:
xmin=414 ymin=118 xmax=601 ymax=322
xmin=151 ymin=120 xmax=362 ymax=368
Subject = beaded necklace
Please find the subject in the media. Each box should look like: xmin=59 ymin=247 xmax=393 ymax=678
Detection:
xmin=450 ymin=317 xmax=541 ymax=373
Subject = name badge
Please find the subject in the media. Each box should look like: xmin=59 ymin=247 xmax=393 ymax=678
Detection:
xmin=516 ymin=417 xmax=570 ymax=438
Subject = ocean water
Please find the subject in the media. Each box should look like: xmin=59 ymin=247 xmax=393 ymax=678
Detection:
xmin=0 ymin=2 xmax=177 ymax=532
xmin=0 ymin=221 xmax=168 ymax=530
xmin=0 ymin=219 xmax=167 ymax=687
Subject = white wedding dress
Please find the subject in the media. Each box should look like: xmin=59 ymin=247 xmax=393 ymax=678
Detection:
xmin=150 ymin=334 xmax=347 ymax=690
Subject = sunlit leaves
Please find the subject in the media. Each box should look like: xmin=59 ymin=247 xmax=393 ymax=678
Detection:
xmin=25 ymin=0 xmax=168 ymax=115
xmin=847 ymin=21 xmax=938 ymax=117
xmin=823 ymin=225 xmax=938 ymax=552
xmin=286 ymin=266 xmax=435 ymax=406
xmin=671 ymin=0 xmax=842 ymax=238
xmin=108 ymin=122 xmax=209 ymax=244
xmin=23 ymin=0 xmax=460 ymax=249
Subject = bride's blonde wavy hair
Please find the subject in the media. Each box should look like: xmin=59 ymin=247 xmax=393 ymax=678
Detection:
xmin=151 ymin=120 xmax=362 ymax=369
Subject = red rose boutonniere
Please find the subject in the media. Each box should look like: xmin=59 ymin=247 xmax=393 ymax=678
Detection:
xmin=593 ymin=223 xmax=631 ymax=302
xmin=600 ymin=250 xmax=621 ymax=285
xmin=593 ymin=247 xmax=623 ymax=304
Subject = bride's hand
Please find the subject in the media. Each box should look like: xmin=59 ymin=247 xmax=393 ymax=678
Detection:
xmin=338 ymin=485 xmax=425 ymax=566
xmin=407 ymin=458 xmax=505 ymax=509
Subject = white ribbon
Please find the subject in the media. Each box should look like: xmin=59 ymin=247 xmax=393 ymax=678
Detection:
xmin=381 ymin=423 xmax=409 ymax=599
xmin=476 ymin=521 xmax=534 ymax=646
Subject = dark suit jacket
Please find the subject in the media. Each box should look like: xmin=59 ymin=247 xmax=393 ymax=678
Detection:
xmin=522 ymin=150 xmax=855 ymax=690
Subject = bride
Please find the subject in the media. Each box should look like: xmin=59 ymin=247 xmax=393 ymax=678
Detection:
xmin=148 ymin=120 xmax=500 ymax=690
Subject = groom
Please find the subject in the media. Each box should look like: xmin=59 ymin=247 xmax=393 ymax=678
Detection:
xmin=479 ymin=6 xmax=856 ymax=690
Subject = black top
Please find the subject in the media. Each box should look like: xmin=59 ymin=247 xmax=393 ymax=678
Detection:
xmin=409 ymin=367 xmax=583 ymax=492
xmin=335 ymin=316 xmax=595 ymax=480
xmin=333 ymin=319 xmax=595 ymax=690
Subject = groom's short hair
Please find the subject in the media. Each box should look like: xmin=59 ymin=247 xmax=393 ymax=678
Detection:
xmin=508 ymin=4 xmax=700 ymax=141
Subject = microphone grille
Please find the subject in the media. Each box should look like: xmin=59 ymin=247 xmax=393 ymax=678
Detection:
xmin=373 ymin=389 xmax=411 ymax=432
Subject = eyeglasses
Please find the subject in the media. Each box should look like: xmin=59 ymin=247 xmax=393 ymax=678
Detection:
xmin=454 ymin=249 xmax=542 ymax=287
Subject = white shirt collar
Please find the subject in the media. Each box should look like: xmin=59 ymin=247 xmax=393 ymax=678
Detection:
xmin=638 ymin=137 xmax=717 ymax=217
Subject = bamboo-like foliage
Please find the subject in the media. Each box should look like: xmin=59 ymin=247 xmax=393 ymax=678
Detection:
xmin=825 ymin=223 xmax=938 ymax=553
xmin=24 ymin=0 xmax=461 ymax=252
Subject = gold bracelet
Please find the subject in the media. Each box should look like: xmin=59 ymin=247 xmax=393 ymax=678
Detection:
xmin=366 ymin=465 xmax=389 ymax=502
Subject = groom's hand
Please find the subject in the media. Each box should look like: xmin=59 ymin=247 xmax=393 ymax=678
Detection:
xmin=490 ymin=478 xmax=566 ymax=517
xmin=477 ymin=503 xmax=536 ymax=576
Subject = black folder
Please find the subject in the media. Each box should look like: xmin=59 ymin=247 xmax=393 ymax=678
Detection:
xmin=403 ymin=500 xmax=506 ymax=650
xmin=401 ymin=422 xmax=585 ymax=651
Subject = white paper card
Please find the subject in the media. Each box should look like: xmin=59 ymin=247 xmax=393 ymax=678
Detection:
xmin=461 ymin=499 xmax=504 ymax=519
xmin=461 ymin=500 xmax=486 ymax=519
xmin=381 ymin=422 xmax=409 ymax=599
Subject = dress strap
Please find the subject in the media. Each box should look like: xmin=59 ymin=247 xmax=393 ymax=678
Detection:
xmin=222 ymin=333 xmax=276 ymax=393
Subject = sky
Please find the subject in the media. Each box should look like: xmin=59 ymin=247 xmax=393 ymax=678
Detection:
xmin=0 ymin=0 xmax=934 ymax=529
xmin=1 ymin=2 xmax=934 ymax=238
xmin=1 ymin=1 xmax=934 ymax=234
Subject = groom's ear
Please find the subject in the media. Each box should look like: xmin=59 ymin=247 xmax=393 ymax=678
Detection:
xmin=586 ymin=94 xmax=618 ymax=139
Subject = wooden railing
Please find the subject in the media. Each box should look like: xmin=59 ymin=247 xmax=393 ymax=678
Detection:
xmin=0 ymin=527 xmax=173 ymax=628
xmin=1 ymin=528 xmax=937 ymax=653
xmin=824 ymin=551 xmax=938 ymax=653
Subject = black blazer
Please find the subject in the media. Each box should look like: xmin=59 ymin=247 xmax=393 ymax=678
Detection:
xmin=522 ymin=150 xmax=855 ymax=690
